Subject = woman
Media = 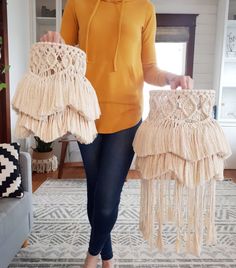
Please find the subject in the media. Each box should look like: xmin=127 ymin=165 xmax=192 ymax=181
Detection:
xmin=41 ymin=0 xmax=193 ymax=267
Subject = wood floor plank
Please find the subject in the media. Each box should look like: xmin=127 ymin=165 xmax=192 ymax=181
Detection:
xmin=32 ymin=168 xmax=236 ymax=193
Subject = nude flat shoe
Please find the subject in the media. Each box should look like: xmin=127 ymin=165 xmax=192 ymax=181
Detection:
xmin=102 ymin=258 xmax=114 ymax=268
xmin=83 ymin=251 xmax=100 ymax=268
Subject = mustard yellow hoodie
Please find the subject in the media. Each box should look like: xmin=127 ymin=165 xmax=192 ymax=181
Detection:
xmin=61 ymin=0 xmax=166 ymax=133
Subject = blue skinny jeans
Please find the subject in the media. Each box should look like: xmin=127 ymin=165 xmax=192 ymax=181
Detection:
xmin=78 ymin=120 xmax=141 ymax=260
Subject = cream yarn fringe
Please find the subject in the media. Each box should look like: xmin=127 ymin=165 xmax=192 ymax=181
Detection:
xmin=139 ymin=178 xmax=217 ymax=256
xmin=15 ymin=107 xmax=98 ymax=144
xmin=13 ymin=71 xmax=100 ymax=121
xmin=12 ymin=42 xmax=101 ymax=143
xmin=133 ymin=89 xmax=231 ymax=256
xmin=32 ymin=156 xmax=58 ymax=173
xmin=135 ymin=153 xmax=224 ymax=188
xmin=133 ymin=118 xmax=231 ymax=161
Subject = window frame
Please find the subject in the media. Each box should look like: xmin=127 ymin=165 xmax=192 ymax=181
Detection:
xmin=156 ymin=14 xmax=198 ymax=77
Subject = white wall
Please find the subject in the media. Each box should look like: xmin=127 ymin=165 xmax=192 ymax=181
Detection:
xmin=152 ymin=0 xmax=218 ymax=90
xmin=7 ymin=0 xmax=31 ymax=149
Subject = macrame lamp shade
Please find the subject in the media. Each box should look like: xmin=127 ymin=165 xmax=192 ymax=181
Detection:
xmin=133 ymin=89 xmax=231 ymax=256
xmin=12 ymin=42 xmax=101 ymax=144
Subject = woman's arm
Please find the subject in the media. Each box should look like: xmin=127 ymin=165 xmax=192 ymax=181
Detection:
xmin=60 ymin=0 xmax=79 ymax=45
xmin=143 ymin=64 xmax=194 ymax=89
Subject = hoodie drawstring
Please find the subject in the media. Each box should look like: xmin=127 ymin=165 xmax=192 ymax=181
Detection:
xmin=85 ymin=0 xmax=124 ymax=71
xmin=85 ymin=0 xmax=101 ymax=62
xmin=113 ymin=0 xmax=124 ymax=71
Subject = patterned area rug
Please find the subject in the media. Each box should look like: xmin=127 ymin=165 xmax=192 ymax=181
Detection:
xmin=9 ymin=179 xmax=236 ymax=268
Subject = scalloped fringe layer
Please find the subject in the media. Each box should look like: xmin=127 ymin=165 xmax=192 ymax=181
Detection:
xmin=133 ymin=118 xmax=231 ymax=161
xmin=139 ymin=178 xmax=217 ymax=256
xmin=12 ymin=72 xmax=100 ymax=121
xmin=15 ymin=107 xmax=97 ymax=144
xmin=136 ymin=153 xmax=224 ymax=188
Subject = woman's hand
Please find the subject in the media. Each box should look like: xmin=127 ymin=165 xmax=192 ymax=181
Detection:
xmin=40 ymin=31 xmax=65 ymax=44
xmin=166 ymin=73 xmax=194 ymax=90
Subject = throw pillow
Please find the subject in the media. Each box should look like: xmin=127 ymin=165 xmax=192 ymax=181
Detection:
xmin=0 ymin=143 xmax=24 ymax=198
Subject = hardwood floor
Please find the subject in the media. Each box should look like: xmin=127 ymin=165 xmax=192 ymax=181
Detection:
xmin=224 ymin=169 xmax=236 ymax=183
xmin=32 ymin=167 xmax=85 ymax=192
xmin=32 ymin=167 xmax=236 ymax=193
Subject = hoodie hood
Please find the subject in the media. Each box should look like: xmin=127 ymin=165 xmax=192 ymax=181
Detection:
xmin=85 ymin=0 xmax=125 ymax=71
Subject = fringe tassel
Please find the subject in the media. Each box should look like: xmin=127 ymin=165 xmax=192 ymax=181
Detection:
xmin=139 ymin=178 xmax=218 ymax=256
xmin=133 ymin=119 xmax=231 ymax=161
xmin=156 ymin=178 xmax=164 ymax=251
xmin=135 ymin=153 xmax=225 ymax=188
xmin=12 ymin=72 xmax=100 ymax=121
xmin=139 ymin=179 xmax=156 ymax=248
xmin=206 ymin=180 xmax=217 ymax=245
xmin=15 ymin=107 xmax=98 ymax=143
xmin=32 ymin=155 xmax=58 ymax=173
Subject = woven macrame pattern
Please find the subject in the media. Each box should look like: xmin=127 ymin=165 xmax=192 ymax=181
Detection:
xmin=148 ymin=89 xmax=214 ymax=122
xmin=12 ymin=42 xmax=100 ymax=143
xmin=133 ymin=89 xmax=231 ymax=256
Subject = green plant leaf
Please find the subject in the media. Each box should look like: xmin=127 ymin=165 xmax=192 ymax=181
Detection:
xmin=0 ymin=36 xmax=2 ymax=45
xmin=2 ymin=65 xmax=10 ymax=74
xmin=0 ymin=83 xmax=7 ymax=90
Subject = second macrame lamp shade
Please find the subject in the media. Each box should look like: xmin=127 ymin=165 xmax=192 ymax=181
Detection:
xmin=133 ymin=89 xmax=231 ymax=256
xmin=12 ymin=42 xmax=101 ymax=144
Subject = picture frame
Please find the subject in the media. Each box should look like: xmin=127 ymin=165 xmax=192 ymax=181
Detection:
xmin=225 ymin=22 xmax=236 ymax=58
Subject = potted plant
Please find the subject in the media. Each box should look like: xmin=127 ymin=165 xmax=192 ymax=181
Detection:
xmin=32 ymin=136 xmax=53 ymax=158
xmin=32 ymin=136 xmax=58 ymax=173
